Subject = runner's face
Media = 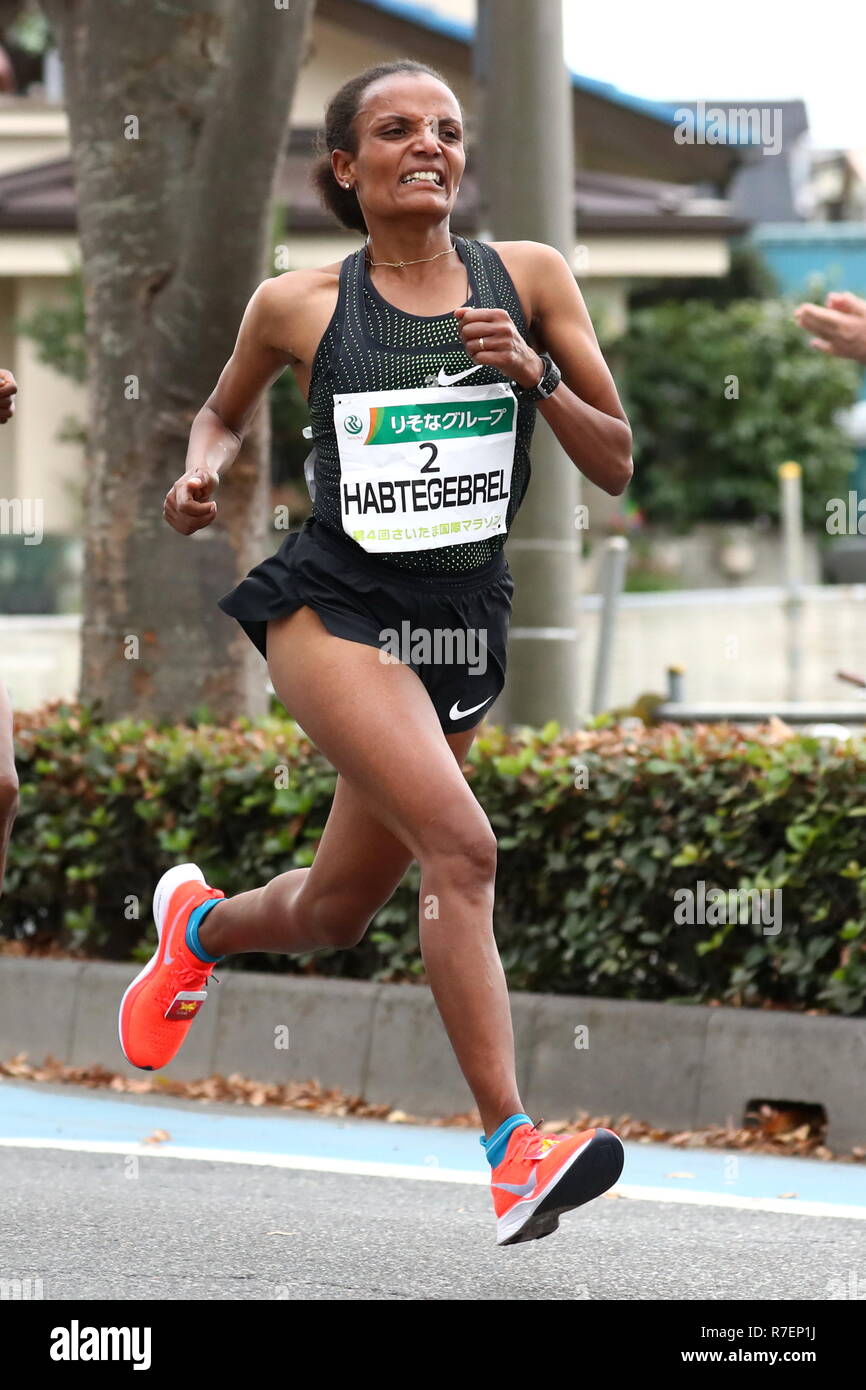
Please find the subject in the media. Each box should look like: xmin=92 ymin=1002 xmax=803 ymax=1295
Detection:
xmin=339 ymin=76 xmax=465 ymax=219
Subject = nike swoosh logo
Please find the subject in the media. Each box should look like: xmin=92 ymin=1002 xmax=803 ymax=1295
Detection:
xmin=437 ymin=363 xmax=482 ymax=386
xmin=492 ymin=1177 xmax=537 ymax=1197
xmin=449 ymin=695 xmax=495 ymax=720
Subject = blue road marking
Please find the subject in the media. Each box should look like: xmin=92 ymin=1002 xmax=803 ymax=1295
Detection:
xmin=1 ymin=1079 xmax=864 ymax=1208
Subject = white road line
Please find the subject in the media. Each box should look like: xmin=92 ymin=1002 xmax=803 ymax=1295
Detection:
xmin=0 ymin=1137 xmax=487 ymax=1184
xmin=612 ymin=1183 xmax=866 ymax=1221
xmin=1 ymin=1136 xmax=865 ymax=1219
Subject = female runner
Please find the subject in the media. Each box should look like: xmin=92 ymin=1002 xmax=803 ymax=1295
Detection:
xmin=119 ymin=60 xmax=634 ymax=1246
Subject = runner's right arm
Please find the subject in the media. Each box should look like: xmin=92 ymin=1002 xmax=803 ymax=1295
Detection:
xmin=164 ymin=276 xmax=299 ymax=536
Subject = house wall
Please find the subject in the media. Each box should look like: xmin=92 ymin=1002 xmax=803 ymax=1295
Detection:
xmin=6 ymin=585 xmax=866 ymax=717
xmin=580 ymin=233 xmax=729 ymax=279
xmin=14 ymin=277 xmax=86 ymax=537
xmin=753 ymin=225 xmax=866 ymax=300
xmin=0 ymin=104 xmax=68 ymax=175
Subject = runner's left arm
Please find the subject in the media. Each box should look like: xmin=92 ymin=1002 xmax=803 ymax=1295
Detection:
xmin=527 ymin=242 xmax=632 ymax=495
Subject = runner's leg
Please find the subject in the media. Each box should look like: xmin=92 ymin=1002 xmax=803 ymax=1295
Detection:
xmin=200 ymin=730 xmax=475 ymax=956
xmin=205 ymin=604 xmax=522 ymax=1137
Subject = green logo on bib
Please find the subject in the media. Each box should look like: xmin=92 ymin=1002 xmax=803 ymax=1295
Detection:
xmin=366 ymin=397 xmax=515 ymax=445
xmin=344 ymin=415 xmax=363 ymax=435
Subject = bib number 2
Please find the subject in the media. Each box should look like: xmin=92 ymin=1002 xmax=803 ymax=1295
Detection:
xmin=334 ymin=381 xmax=517 ymax=554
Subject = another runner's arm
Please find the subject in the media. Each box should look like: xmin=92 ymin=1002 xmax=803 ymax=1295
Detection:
xmin=0 ymin=680 xmax=18 ymax=898
xmin=527 ymin=242 xmax=633 ymax=496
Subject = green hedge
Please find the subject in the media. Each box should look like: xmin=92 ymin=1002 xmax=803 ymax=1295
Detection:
xmin=4 ymin=703 xmax=866 ymax=1014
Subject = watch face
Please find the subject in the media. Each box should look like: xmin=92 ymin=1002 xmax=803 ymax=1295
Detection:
xmin=538 ymin=357 xmax=559 ymax=397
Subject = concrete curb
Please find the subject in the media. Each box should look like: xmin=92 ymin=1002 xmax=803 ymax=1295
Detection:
xmin=1 ymin=959 xmax=864 ymax=1149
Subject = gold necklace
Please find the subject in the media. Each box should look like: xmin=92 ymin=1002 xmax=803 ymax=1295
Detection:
xmin=364 ymin=235 xmax=457 ymax=269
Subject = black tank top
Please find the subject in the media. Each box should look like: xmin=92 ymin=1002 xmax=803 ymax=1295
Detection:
xmin=305 ymin=235 xmax=538 ymax=576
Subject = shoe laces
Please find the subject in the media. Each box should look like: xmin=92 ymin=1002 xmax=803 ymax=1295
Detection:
xmin=157 ymin=956 xmax=218 ymax=1007
xmin=178 ymin=956 xmax=216 ymax=987
xmin=509 ymin=1120 xmax=562 ymax=1163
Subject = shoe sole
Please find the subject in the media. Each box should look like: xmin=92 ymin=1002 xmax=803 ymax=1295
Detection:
xmin=117 ymin=862 xmax=206 ymax=1070
xmin=497 ymin=1128 xmax=625 ymax=1246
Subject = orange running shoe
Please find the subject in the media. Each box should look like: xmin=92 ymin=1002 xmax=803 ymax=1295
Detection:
xmin=118 ymin=863 xmax=225 ymax=1071
xmin=491 ymin=1122 xmax=624 ymax=1245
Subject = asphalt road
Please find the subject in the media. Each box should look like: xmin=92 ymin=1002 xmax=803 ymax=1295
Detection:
xmin=1 ymin=1079 xmax=864 ymax=1302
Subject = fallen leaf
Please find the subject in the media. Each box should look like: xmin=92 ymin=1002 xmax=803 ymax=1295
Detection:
xmin=1 ymin=1052 xmax=859 ymax=1163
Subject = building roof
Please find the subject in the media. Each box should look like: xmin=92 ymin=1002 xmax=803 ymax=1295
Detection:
xmin=0 ymin=154 xmax=70 ymax=228
xmin=0 ymin=139 xmax=745 ymax=237
xmin=279 ymin=136 xmax=746 ymax=234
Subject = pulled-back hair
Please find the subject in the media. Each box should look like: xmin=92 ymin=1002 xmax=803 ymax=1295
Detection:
xmin=309 ymin=60 xmax=460 ymax=236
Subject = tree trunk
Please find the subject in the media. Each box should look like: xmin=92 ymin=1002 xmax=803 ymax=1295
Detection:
xmin=41 ymin=0 xmax=315 ymax=721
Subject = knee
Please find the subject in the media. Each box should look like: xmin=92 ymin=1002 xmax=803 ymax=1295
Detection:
xmin=303 ymin=893 xmax=374 ymax=950
xmin=321 ymin=916 xmax=371 ymax=950
xmin=0 ymin=773 xmax=18 ymax=818
xmin=422 ymin=820 xmax=498 ymax=893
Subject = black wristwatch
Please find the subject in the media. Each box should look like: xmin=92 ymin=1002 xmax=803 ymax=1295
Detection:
xmin=513 ymin=351 xmax=561 ymax=402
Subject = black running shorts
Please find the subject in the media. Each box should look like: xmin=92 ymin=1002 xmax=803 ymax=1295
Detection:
xmin=217 ymin=517 xmax=514 ymax=733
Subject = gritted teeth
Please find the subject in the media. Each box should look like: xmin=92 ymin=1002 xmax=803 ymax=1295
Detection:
xmin=400 ymin=170 xmax=444 ymax=186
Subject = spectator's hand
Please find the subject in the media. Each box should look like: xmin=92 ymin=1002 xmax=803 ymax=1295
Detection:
xmin=0 ymin=44 xmax=16 ymax=95
xmin=793 ymin=291 xmax=866 ymax=363
xmin=164 ymin=469 xmax=219 ymax=535
xmin=0 ymin=370 xmax=18 ymax=424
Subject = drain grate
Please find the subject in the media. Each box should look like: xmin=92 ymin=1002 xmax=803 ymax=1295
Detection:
xmin=744 ymin=1098 xmax=827 ymax=1141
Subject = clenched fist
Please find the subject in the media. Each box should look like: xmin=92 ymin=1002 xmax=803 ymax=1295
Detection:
xmin=453 ymin=306 xmax=543 ymax=388
xmin=0 ymin=370 xmax=18 ymax=424
xmin=163 ymin=469 xmax=219 ymax=535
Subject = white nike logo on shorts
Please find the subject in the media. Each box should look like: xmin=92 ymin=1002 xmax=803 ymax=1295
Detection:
xmin=449 ymin=694 xmax=495 ymax=720
xmin=437 ymin=363 xmax=482 ymax=386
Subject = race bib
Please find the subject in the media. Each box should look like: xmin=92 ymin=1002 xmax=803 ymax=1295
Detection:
xmin=333 ymin=382 xmax=516 ymax=553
